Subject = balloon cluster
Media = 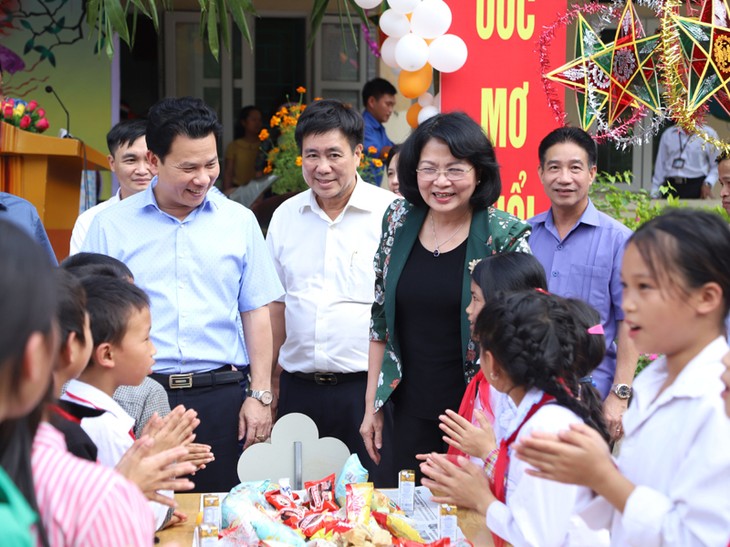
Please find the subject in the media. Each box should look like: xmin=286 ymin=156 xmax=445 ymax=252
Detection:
xmin=354 ymin=0 xmax=469 ymax=127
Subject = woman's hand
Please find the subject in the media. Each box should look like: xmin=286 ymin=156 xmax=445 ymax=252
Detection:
xmin=440 ymin=408 xmax=496 ymax=460
xmin=179 ymin=442 xmax=214 ymax=473
xmin=359 ymin=408 xmax=385 ymax=464
xmin=419 ymin=453 xmax=494 ymax=515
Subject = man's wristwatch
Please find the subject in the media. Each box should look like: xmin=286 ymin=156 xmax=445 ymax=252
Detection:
xmin=246 ymin=388 xmax=273 ymax=406
xmin=611 ymin=383 xmax=633 ymax=400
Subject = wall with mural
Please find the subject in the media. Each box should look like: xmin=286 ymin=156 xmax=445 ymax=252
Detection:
xmin=1 ymin=0 xmax=112 ymax=156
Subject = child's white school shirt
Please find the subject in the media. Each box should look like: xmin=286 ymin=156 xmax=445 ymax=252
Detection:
xmin=581 ymin=336 xmax=730 ymax=546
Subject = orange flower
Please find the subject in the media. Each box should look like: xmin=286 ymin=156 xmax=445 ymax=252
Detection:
xmin=258 ymin=129 xmax=270 ymax=141
xmin=296 ymin=86 xmax=307 ymax=94
xmin=283 ymin=116 xmax=297 ymax=127
xmin=373 ymin=159 xmax=383 ymax=168
xmin=263 ymin=164 xmax=273 ymax=174
xmin=271 ymin=147 xmax=280 ymax=154
xmin=314 ymin=97 xmax=323 ymax=101
xmin=270 ymin=116 xmax=281 ymax=127
xmin=278 ymin=107 xmax=289 ymax=116
xmin=295 ymin=156 xmax=302 ymax=166
xmin=368 ymin=146 xmax=378 ymax=155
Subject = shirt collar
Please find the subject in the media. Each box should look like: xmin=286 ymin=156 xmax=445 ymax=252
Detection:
xmin=635 ymin=336 xmax=729 ymax=407
xmin=143 ymin=176 xmax=218 ymax=216
xmin=299 ymin=174 xmax=371 ymax=217
xmin=63 ymin=379 xmax=135 ymax=427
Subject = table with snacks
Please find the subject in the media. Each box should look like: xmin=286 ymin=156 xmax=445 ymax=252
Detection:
xmin=157 ymin=488 xmax=493 ymax=546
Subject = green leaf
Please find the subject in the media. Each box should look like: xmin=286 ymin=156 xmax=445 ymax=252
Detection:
xmin=228 ymin=0 xmax=255 ymax=48
xmin=20 ymin=19 xmax=32 ymax=30
xmin=104 ymin=0 xmax=130 ymax=45
xmin=47 ymin=50 xmax=57 ymax=67
xmin=23 ymin=39 xmax=34 ymax=55
xmin=308 ymin=0 xmax=330 ymax=49
xmin=203 ymin=0 xmax=219 ymax=61
xmin=219 ymin=0 xmax=231 ymax=54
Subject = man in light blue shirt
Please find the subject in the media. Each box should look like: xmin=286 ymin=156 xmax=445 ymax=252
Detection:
xmin=528 ymin=126 xmax=637 ymax=443
xmin=83 ymin=97 xmax=283 ymax=491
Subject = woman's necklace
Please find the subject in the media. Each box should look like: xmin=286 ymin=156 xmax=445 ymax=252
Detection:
xmin=430 ymin=212 xmax=469 ymax=257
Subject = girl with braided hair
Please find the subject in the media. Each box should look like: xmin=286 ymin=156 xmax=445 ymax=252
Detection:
xmin=420 ymin=290 xmax=609 ymax=547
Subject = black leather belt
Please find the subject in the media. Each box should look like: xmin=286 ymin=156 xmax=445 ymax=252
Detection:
xmin=150 ymin=367 xmax=244 ymax=390
xmin=666 ymin=175 xmax=704 ymax=185
xmin=289 ymin=371 xmax=367 ymax=386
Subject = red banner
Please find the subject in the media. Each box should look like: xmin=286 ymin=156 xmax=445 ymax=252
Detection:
xmin=441 ymin=0 xmax=567 ymax=218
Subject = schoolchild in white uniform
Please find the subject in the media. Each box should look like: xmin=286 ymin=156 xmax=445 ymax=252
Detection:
xmin=516 ymin=209 xmax=730 ymax=546
xmin=420 ymin=290 xmax=610 ymax=546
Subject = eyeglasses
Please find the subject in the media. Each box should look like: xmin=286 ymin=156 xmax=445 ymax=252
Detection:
xmin=415 ymin=166 xmax=474 ymax=182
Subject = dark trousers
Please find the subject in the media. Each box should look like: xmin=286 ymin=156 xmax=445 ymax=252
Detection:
xmin=278 ymin=371 xmax=395 ymax=487
xmin=162 ymin=381 xmax=244 ymax=492
xmin=662 ymin=176 xmax=704 ymax=199
xmin=391 ymin=404 xmax=446 ymax=485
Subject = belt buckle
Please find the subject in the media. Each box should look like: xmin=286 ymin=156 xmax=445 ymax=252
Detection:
xmin=169 ymin=373 xmax=193 ymax=389
xmin=314 ymin=372 xmax=337 ymax=386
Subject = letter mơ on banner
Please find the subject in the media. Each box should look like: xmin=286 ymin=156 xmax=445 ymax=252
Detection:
xmin=441 ymin=0 xmax=567 ymax=219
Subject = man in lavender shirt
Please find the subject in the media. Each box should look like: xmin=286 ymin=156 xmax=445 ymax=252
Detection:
xmin=528 ymin=126 xmax=638 ymax=443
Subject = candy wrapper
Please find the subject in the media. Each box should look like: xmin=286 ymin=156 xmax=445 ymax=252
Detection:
xmin=218 ymin=519 xmax=259 ymax=546
xmin=335 ymin=454 xmax=369 ymax=505
xmin=371 ymin=488 xmax=401 ymax=514
xmin=305 ymin=474 xmax=338 ymax=512
xmin=346 ymin=483 xmax=373 ymax=526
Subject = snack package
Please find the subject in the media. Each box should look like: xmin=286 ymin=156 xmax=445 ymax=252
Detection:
xmin=218 ymin=519 xmax=259 ymax=546
xmin=305 ymin=474 xmax=338 ymax=512
xmin=222 ymin=480 xmax=271 ymax=528
xmin=382 ymin=512 xmax=425 ymax=543
xmin=335 ymin=454 xmax=369 ymax=506
xmin=266 ymin=489 xmax=299 ymax=511
xmin=371 ymin=488 xmax=402 ymax=514
xmin=345 ymin=482 xmax=373 ymax=526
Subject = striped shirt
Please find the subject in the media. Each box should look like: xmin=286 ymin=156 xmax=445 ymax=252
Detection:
xmin=32 ymin=422 xmax=154 ymax=546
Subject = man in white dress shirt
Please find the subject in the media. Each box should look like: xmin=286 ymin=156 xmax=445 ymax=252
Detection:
xmin=266 ymin=99 xmax=396 ymax=485
xmin=651 ymin=123 xmax=719 ymax=199
xmin=69 ymin=120 xmax=153 ymax=254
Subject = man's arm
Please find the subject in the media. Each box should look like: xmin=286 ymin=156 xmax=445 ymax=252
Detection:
xmin=603 ymin=320 xmax=638 ymax=440
xmin=269 ymin=301 xmax=286 ymax=417
xmin=239 ymin=306 xmax=274 ymax=448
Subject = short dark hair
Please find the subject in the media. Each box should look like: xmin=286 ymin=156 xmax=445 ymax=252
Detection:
xmin=81 ymin=275 xmax=149 ymax=350
xmin=234 ymin=105 xmax=262 ymax=140
xmin=471 ymin=252 xmax=547 ymax=300
xmin=146 ymin=97 xmax=222 ymax=161
xmin=538 ymin=126 xmax=597 ymax=168
xmin=629 ymin=208 xmax=730 ymax=319
xmin=294 ymin=99 xmax=363 ymax=152
xmin=717 ymin=149 xmax=730 ymax=164
xmin=61 ymin=252 xmax=134 ymax=281
xmin=54 ymin=268 xmax=88 ymax=347
xmin=106 ymin=120 xmax=147 ymax=157
xmin=362 ymin=78 xmax=397 ymax=107
xmin=397 ymin=112 xmax=501 ymax=210
xmin=385 ymin=145 xmax=400 ymax=170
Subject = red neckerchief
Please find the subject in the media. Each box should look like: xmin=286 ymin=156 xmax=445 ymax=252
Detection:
xmin=489 ymin=392 xmax=555 ymax=547
xmin=447 ymin=370 xmax=494 ymax=457
xmin=64 ymin=391 xmax=136 ymax=440
xmin=48 ymin=403 xmax=81 ymax=424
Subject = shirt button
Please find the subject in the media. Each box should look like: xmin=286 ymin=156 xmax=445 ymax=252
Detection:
xmin=557 ymin=244 xmax=563 ymax=250
xmin=552 ymin=271 xmax=558 ymax=277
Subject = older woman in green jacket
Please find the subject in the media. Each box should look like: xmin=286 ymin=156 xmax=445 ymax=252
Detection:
xmin=359 ymin=112 xmax=531 ymax=484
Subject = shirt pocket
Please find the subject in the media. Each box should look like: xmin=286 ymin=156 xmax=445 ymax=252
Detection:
xmin=567 ymin=263 xmax=611 ymax=318
xmin=346 ymin=249 xmax=377 ymax=303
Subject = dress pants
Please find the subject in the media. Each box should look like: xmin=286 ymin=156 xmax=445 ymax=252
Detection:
xmin=164 ymin=381 xmax=244 ymax=492
xmin=391 ymin=402 xmax=446 ymax=485
xmin=278 ymin=370 xmax=395 ymax=487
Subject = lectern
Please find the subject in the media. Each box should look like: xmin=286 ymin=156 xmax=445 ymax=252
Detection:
xmin=0 ymin=122 xmax=109 ymax=260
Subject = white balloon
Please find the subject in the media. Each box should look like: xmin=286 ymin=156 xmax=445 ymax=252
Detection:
xmin=417 ymin=105 xmax=439 ymax=124
xmin=432 ymin=92 xmax=441 ymax=109
xmin=389 ymin=0 xmax=421 ymax=14
xmin=395 ymin=33 xmax=430 ymax=71
xmin=354 ymin=0 xmax=382 ymax=8
xmin=379 ymin=9 xmax=411 ymax=38
xmin=380 ymin=36 xmax=400 ymax=68
xmin=418 ymin=92 xmax=434 ymax=107
xmin=429 ymin=34 xmax=468 ymax=73
xmin=410 ymin=0 xmax=452 ymax=39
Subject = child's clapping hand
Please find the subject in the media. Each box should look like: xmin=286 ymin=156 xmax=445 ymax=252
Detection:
xmin=439 ymin=408 xmax=496 ymax=461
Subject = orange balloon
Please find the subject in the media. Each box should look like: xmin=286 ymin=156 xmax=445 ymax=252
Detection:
xmin=406 ymin=102 xmax=422 ymax=128
xmin=398 ymin=63 xmax=433 ymax=99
